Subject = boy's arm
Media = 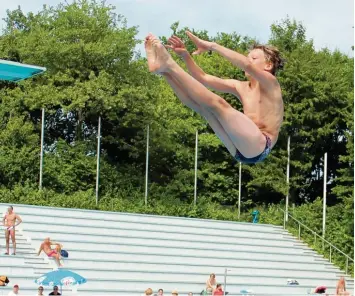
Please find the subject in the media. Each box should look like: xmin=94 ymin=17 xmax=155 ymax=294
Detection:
xmin=185 ymin=31 xmax=277 ymax=88
xmin=37 ymin=244 xmax=43 ymax=256
xmin=211 ymin=43 xmax=277 ymax=87
xmin=15 ymin=215 xmax=22 ymax=226
xmin=182 ymin=53 xmax=242 ymax=98
xmin=167 ymin=35 xmax=242 ymax=99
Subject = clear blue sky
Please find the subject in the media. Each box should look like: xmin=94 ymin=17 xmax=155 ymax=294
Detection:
xmin=1 ymin=0 xmax=354 ymax=56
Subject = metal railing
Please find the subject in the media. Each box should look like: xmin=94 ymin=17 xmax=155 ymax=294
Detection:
xmin=280 ymin=207 xmax=354 ymax=275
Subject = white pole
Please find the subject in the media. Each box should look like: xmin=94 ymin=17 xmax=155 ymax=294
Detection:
xmin=322 ymin=152 xmax=327 ymax=239
xmin=238 ymin=162 xmax=242 ymax=219
xmin=39 ymin=108 xmax=45 ymax=190
xmin=285 ymin=136 xmax=290 ymax=222
xmin=223 ymin=268 xmax=227 ymax=296
xmin=95 ymin=116 xmax=101 ymax=205
xmin=145 ymin=125 xmax=149 ymax=206
xmin=194 ymin=130 xmax=198 ymax=206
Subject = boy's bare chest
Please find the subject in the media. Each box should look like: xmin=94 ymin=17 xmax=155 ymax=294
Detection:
xmin=239 ymin=85 xmax=265 ymax=109
xmin=6 ymin=213 xmax=16 ymax=221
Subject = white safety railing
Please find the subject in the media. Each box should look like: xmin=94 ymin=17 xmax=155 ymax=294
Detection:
xmin=280 ymin=207 xmax=354 ymax=275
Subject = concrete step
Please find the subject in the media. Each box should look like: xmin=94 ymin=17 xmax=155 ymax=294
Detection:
xmin=36 ymin=268 xmax=352 ymax=286
xmin=28 ymin=236 xmax=310 ymax=255
xmin=58 ymin=254 xmax=335 ymax=271
xmin=22 ymin=228 xmax=299 ymax=248
xmin=20 ymin=215 xmax=288 ymax=240
xmin=0 ymin=243 xmax=33 ymax=250
xmin=20 ymin=222 xmax=296 ymax=242
xmin=0 ymin=234 xmax=27 ymax=242
xmin=61 ymin=263 xmax=349 ymax=279
xmin=58 ymin=246 xmax=320 ymax=263
xmin=1 ymin=203 xmax=283 ymax=232
xmin=0 ymin=264 xmax=52 ymax=276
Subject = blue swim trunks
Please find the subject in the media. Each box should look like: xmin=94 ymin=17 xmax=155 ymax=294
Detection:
xmin=234 ymin=134 xmax=272 ymax=164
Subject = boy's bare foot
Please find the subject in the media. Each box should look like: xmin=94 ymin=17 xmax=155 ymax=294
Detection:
xmin=145 ymin=34 xmax=173 ymax=73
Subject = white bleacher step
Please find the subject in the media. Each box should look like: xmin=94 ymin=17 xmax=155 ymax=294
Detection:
xmin=2 ymin=251 xmax=34 ymax=256
xmin=314 ymin=257 xmax=339 ymax=265
xmin=0 ymin=235 xmax=27 ymax=242
xmin=4 ymin=203 xmax=284 ymax=231
xmin=303 ymin=249 xmax=322 ymax=254
xmin=20 ymin=214 xmax=286 ymax=236
xmin=61 ymin=257 xmax=347 ymax=274
xmin=61 ymin=263 xmax=350 ymax=279
xmin=26 ymin=232 xmax=304 ymax=251
xmin=0 ymin=243 xmax=33 ymax=250
xmin=61 ymin=246 xmax=321 ymax=263
xmin=60 ymin=255 xmax=335 ymax=271
xmin=22 ymin=228 xmax=300 ymax=248
xmin=23 ymin=256 xmax=47 ymax=263
xmin=0 ymin=246 xmax=35 ymax=253
xmin=50 ymin=268 xmax=352 ymax=284
xmin=21 ymin=221 xmax=293 ymax=242
xmin=28 ymin=236 xmax=308 ymax=254
xmin=292 ymin=241 xmax=314 ymax=247
xmin=0 ymin=264 xmax=52 ymax=276
xmin=25 ymin=237 xmax=318 ymax=259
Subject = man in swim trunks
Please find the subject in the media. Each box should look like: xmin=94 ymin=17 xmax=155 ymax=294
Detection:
xmin=37 ymin=237 xmax=63 ymax=267
xmin=145 ymin=32 xmax=284 ymax=164
xmin=2 ymin=206 xmax=22 ymax=255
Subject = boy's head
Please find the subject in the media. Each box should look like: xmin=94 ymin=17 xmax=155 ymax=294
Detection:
xmin=246 ymin=44 xmax=284 ymax=76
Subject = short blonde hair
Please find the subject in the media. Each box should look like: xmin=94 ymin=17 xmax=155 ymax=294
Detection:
xmin=145 ymin=288 xmax=153 ymax=295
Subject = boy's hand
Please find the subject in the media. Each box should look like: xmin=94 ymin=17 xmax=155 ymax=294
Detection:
xmin=166 ymin=35 xmax=188 ymax=57
xmin=186 ymin=31 xmax=214 ymax=55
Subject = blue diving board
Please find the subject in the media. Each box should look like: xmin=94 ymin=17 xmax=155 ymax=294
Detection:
xmin=0 ymin=59 xmax=46 ymax=82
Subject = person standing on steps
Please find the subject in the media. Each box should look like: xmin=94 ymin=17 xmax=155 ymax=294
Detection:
xmin=2 ymin=206 xmax=22 ymax=255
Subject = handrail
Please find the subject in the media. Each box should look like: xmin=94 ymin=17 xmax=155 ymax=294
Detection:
xmin=279 ymin=207 xmax=354 ymax=275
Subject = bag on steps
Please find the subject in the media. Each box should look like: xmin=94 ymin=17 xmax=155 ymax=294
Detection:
xmin=0 ymin=275 xmax=10 ymax=286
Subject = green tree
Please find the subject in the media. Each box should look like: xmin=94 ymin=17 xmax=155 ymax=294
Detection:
xmin=0 ymin=3 xmax=352 ymax=269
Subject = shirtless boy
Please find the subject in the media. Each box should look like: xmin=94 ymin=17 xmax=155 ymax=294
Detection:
xmin=37 ymin=237 xmax=63 ymax=267
xmin=2 ymin=206 xmax=22 ymax=255
xmin=145 ymin=32 xmax=284 ymax=163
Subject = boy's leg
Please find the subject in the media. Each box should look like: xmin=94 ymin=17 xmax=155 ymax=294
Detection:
xmin=146 ymin=35 xmax=266 ymax=158
xmin=55 ymin=253 xmax=62 ymax=267
xmin=10 ymin=230 xmax=16 ymax=254
xmin=5 ymin=230 xmax=9 ymax=254
xmin=163 ymin=73 xmax=236 ymax=156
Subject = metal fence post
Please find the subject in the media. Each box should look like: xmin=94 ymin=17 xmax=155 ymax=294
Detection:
xmin=346 ymin=257 xmax=348 ymax=275
xmin=298 ymin=224 xmax=301 ymax=240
